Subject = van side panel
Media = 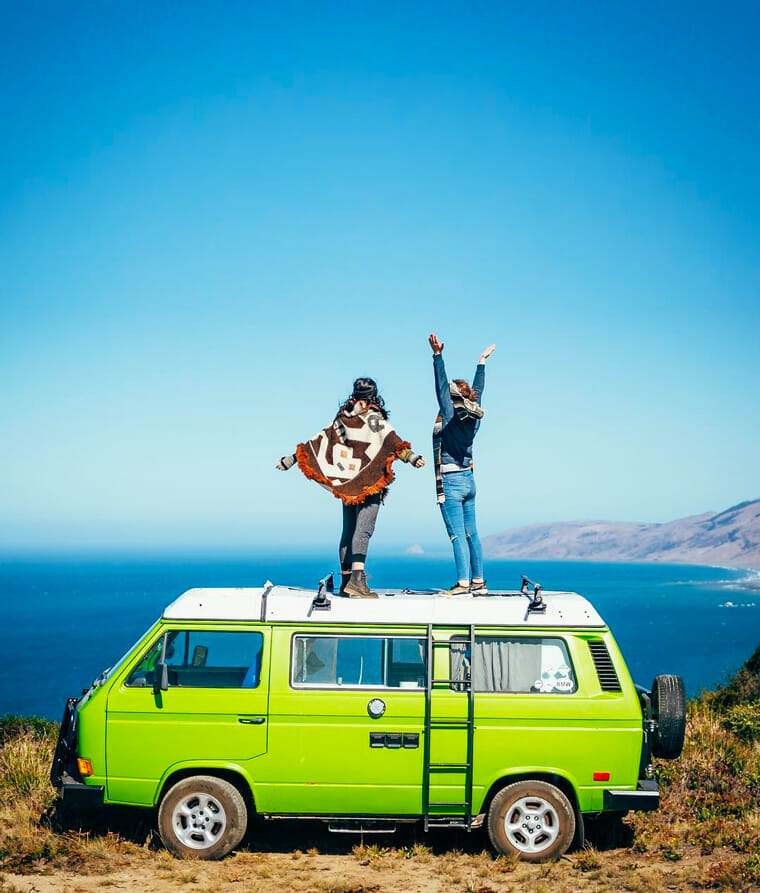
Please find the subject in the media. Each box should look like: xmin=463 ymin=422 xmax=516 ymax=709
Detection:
xmin=470 ymin=632 xmax=643 ymax=815
xmin=87 ymin=617 xmax=644 ymax=820
xmin=257 ymin=626 xmax=427 ymax=815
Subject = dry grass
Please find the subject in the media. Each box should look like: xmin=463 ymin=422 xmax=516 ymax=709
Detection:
xmin=2 ymin=646 xmax=760 ymax=890
xmin=625 ymin=691 xmax=760 ymax=890
xmin=0 ymin=717 xmax=151 ymax=876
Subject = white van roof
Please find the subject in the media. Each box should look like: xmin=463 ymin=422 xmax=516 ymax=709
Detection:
xmin=163 ymin=584 xmax=606 ymax=629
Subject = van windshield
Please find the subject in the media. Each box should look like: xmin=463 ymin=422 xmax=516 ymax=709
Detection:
xmin=87 ymin=635 xmax=150 ymax=693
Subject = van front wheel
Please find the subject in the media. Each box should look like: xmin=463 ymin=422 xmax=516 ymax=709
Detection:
xmin=158 ymin=775 xmax=248 ymax=859
xmin=487 ymin=780 xmax=576 ymax=863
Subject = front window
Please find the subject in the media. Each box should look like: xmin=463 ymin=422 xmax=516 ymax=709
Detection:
xmin=450 ymin=636 xmax=576 ymax=693
xmin=292 ymin=635 xmax=427 ymax=689
xmin=126 ymin=629 xmax=264 ymax=689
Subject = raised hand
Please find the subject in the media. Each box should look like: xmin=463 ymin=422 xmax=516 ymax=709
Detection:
xmin=414 ymin=456 xmax=426 ymax=468
xmin=429 ymin=333 xmax=444 ymax=355
xmin=480 ymin=343 xmax=496 ymax=361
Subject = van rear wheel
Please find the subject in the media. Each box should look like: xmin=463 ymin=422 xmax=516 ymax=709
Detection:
xmin=158 ymin=775 xmax=248 ymax=859
xmin=487 ymin=780 xmax=576 ymax=863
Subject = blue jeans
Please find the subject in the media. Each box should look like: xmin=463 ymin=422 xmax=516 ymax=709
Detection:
xmin=439 ymin=469 xmax=483 ymax=583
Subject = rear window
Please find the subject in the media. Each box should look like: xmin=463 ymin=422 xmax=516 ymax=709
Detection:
xmin=450 ymin=636 xmax=576 ymax=694
xmin=126 ymin=630 xmax=264 ymax=689
xmin=292 ymin=635 xmax=427 ymax=689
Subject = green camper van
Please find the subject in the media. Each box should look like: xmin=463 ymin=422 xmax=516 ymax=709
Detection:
xmin=51 ymin=579 xmax=686 ymax=862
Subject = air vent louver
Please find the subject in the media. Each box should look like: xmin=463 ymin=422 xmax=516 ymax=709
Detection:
xmin=588 ymin=640 xmax=622 ymax=692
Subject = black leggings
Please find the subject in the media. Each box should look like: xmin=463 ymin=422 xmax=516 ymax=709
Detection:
xmin=339 ymin=494 xmax=382 ymax=568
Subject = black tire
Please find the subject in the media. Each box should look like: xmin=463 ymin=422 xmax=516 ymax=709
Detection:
xmin=651 ymin=675 xmax=686 ymax=759
xmin=157 ymin=775 xmax=248 ymax=859
xmin=487 ymin=780 xmax=576 ymax=863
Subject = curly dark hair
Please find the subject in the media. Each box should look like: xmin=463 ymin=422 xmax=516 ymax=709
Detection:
xmin=339 ymin=377 xmax=389 ymax=419
xmin=452 ymin=378 xmax=477 ymax=402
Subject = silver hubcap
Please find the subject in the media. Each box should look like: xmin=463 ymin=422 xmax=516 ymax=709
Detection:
xmin=503 ymin=795 xmax=560 ymax=854
xmin=172 ymin=792 xmax=227 ymax=850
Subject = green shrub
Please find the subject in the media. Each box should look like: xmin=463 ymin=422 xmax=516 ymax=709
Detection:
xmin=0 ymin=716 xmax=58 ymax=748
xmin=709 ymin=643 xmax=760 ymax=709
xmin=723 ymin=700 xmax=760 ymax=743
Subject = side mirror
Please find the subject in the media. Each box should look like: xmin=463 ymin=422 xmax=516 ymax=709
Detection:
xmin=153 ymin=662 xmax=169 ymax=693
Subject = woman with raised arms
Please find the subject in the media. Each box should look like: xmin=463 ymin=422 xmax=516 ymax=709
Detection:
xmin=429 ymin=333 xmax=495 ymax=596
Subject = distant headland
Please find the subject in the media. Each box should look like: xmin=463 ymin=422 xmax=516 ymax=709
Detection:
xmin=483 ymin=499 xmax=760 ymax=569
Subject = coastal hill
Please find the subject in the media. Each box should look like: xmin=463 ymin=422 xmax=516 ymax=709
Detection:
xmin=482 ymin=498 xmax=760 ymax=568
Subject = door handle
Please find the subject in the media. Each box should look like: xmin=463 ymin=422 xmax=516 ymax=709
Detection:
xmin=238 ymin=717 xmax=266 ymax=725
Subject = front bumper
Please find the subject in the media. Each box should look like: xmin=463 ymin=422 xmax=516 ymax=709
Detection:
xmin=51 ymin=696 xmax=105 ymax=809
xmin=603 ymin=779 xmax=659 ymax=812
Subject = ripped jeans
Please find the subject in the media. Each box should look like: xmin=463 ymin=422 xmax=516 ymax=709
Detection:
xmin=439 ymin=469 xmax=483 ymax=583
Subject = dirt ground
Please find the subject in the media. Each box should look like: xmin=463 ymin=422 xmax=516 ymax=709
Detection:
xmin=1 ymin=819 xmax=750 ymax=893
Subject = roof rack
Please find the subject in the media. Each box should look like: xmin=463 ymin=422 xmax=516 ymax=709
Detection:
xmin=521 ymin=575 xmax=546 ymax=613
xmin=310 ymin=572 xmax=333 ymax=613
xmin=163 ymin=578 xmax=605 ymax=628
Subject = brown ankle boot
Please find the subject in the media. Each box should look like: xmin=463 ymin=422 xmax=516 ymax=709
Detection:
xmin=344 ymin=570 xmax=379 ymax=599
xmin=360 ymin=571 xmax=378 ymax=597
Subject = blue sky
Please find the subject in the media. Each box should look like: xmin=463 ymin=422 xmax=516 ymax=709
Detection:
xmin=1 ymin=1 xmax=758 ymax=552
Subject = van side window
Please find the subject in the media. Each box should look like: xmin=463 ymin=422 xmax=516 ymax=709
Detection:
xmin=126 ymin=630 xmax=264 ymax=689
xmin=450 ymin=636 xmax=576 ymax=694
xmin=292 ymin=636 xmax=426 ymax=688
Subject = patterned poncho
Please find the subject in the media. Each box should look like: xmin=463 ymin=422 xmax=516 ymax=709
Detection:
xmin=293 ymin=408 xmax=417 ymax=505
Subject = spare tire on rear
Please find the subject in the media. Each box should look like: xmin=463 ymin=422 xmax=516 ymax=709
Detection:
xmin=651 ymin=675 xmax=686 ymax=759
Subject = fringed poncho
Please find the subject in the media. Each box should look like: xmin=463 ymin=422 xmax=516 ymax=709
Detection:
xmin=286 ymin=408 xmax=419 ymax=505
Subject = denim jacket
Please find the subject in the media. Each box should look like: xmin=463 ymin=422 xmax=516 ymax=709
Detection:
xmin=433 ymin=354 xmax=485 ymax=468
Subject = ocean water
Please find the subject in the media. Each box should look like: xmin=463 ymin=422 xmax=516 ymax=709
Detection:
xmin=1 ymin=553 xmax=758 ymax=720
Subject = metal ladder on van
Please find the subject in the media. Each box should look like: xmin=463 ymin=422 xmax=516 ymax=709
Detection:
xmin=422 ymin=624 xmax=475 ymax=831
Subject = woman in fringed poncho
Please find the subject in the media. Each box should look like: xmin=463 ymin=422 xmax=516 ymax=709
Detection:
xmin=277 ymin=378 xmax=424 ymax=598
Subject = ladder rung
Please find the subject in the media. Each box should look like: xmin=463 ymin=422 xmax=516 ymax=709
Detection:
xmin=430 ymin=719 xmax=470 ymax=726
xmin=429 ymin=801 xmax=468 ymax=808
xmin=429 ymin=762 xmax=470 ymax=768
xmin=432 ymin=679 xmax=470 ymax=686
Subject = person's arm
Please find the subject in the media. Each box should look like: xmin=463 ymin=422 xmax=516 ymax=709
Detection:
xmin=276 ymin=453 xmax=297 ymax=471
xmin=473 ymin=343 xmax=495 ymax=402
xmin=429 ymin=333 xmax=454 ymax=422
xmin=399 ymin=447 xmax=425 ymax=468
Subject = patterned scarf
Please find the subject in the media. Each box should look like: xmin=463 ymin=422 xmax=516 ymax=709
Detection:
xmin=295 ymin=407 xmax=413 ymax=505
xmin=433 ymin=414 xmax=445 ymax=504
xmin=450 ymin=382 xmax=485 ymax=420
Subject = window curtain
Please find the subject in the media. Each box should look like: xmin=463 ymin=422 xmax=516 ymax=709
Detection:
xmin=473 ymin=638 xmax=541 ymax=692
xmin=450 ymin=641 xmax=470 ymax=692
